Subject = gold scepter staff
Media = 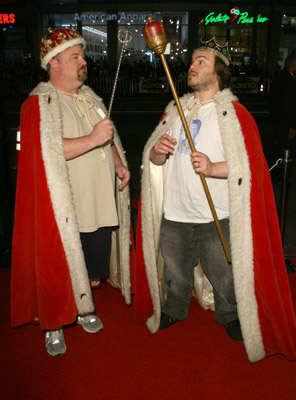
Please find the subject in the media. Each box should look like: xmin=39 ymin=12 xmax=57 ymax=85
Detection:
xmin=142 ymin=16 xmax=231 ymax=263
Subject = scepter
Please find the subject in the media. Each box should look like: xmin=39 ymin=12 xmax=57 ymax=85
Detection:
xmin=142 ymin=16 xmax=231 ymax=263
xmin=107 ymin=29 xmax=133 ymax=117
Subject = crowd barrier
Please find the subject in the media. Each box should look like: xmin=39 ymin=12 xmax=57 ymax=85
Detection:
xmin=2 ymin=75 xmax=269 ymax=98
xmin=1 ymin=75 xmax=188 ymax=98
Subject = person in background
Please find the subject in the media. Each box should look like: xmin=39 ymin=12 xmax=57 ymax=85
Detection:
xmin=270 ymin=54 xmax=296 ymax=151
xmin=11 ymin=27 xmax=131 ymax=356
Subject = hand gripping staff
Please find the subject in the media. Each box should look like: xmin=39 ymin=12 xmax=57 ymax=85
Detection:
xmin=142 ymin=16 xmax=231 ymax=263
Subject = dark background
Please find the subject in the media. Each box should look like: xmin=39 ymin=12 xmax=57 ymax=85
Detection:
xmin=0 ymin=0 xmax=296 ymax=268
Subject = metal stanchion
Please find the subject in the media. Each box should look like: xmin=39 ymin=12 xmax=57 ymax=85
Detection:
xmin=279 ymin=150 xmax=292 ymax=243
xmin=269 ymin=158 xmax=283 ymax=173
xmin=277 ymin=150 xmax=296 ymax=273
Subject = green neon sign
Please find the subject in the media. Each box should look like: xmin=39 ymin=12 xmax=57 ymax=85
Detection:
xmin=204 ymin=8 xmax=269 ymax=25
xmin=205 ymin=12 xmax=230 ymax=25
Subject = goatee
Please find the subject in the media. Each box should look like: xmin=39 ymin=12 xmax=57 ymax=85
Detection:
xmin=188 ymin=72 xmax=216 ymax=92
xmin=78 ymin=68 xmax=87 ymax=82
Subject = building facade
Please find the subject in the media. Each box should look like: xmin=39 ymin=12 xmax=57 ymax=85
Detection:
xmin=1 ymin=1 xmax=296 ymax=78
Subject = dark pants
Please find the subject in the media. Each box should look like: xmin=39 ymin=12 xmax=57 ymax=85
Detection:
xmin=80 ymin=227 xmax=112 ymax=279
xmin=160 ymin=217 xmax=238 ymax=325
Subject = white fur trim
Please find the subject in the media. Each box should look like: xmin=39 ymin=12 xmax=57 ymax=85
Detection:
xmin=214 ymin=89 xmax=265 ymax=362
xmin=141 ymin=89 xmax=265 ymax=362
xmin=141 ymin=95 xmax=194 ymax=333
xmin=31 ymin=82 xmax=131 ymax=312
xmin=35 ymin=82 xmax=94 ymax=315
xmin=41 ymin=38 xmax=86 ymax=70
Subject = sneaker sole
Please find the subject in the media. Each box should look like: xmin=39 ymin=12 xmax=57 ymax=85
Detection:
xmin=81 ymin=325 xmax=103 ymax=334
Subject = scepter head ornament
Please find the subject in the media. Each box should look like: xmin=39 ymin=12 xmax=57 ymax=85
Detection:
xmin=142 ymin=15 xmax=168 ymax=55
xmin=195 ymin=37 xmax=230 ymax=66
xmin=39 ymin=26 xmax=86 ymax=70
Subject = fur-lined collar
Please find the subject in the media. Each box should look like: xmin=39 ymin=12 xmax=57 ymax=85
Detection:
xmin=30 ymin=81 xmax=104 ymax=105
xmin=164 ymin=88 xmax=238 ymax=113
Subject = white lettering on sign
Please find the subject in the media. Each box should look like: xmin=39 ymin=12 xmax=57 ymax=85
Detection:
xmin=74 ymin=13 xmax=117 ymax=21
xmin=74 ymin=12 xmax=154 ymax=22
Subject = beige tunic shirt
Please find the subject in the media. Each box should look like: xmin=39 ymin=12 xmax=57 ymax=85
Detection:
xmin=59 ymin=91 xmax=118 ymax=232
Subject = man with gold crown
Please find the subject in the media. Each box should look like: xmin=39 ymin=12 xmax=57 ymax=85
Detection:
xmin=11 ymin=27 xmax=131 ymax=356
xmin=135 ymin=37 xmax=296 ymax=363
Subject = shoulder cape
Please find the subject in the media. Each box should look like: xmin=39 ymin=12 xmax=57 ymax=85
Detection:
xmin=11 ymin=82 xmax=131 ymax=330
xmin=135 ymin=89 xmax=296 ymax=363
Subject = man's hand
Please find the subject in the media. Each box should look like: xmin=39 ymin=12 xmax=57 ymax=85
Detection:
xmin=191 ymin=151 xmax=228 ymax=178
xmin=150 ymin=133 xmax=177 ymax=165
xmin=111 ymin=145 xmax=130 ymax=191
xmin=63 ymin=117 xmax=114 ymax=160
xmin=90 ymin=117 xmax=113 ymax=147
xmin=115 ymin=165 xmax=130 ymax=191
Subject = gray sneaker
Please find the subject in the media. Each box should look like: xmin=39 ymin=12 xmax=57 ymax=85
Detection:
xmin=77 ymin=314 xmax=103 ymax=333
xmin=45 ymin=329 xmax=66 ymax=356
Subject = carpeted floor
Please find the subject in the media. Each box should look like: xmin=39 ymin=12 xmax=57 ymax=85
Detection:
xmin=1 ymin=267 xmax=296 ymax=400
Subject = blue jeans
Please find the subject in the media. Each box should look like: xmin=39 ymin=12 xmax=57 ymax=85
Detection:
xmin=160 ymin=217 xmax=238 ymax=325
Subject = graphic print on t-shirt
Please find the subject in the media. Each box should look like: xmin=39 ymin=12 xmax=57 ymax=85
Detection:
xmin=177 ymin=118 xmax=202 ymax=154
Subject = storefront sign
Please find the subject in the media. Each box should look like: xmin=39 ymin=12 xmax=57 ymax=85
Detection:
xmin=204 ymin=7 xmax=268 ymax=25
xmin=139 ymin=78 xmax=168 ymax=94
xmin=0 ymin=13 xmax=15 ymax=24
xmin=74 ymin=12 xmax=154 ymax=22
xmin=231 ymin=76 xmax=260 ymax=93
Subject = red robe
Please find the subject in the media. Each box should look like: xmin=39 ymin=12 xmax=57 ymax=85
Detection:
xmin=11 ymin=95 xmax=80 ymax=330
xmin=134 ymin=89 xmax=296 ymax=362
xmin=11 ymin=82 xmax=131 ymax=330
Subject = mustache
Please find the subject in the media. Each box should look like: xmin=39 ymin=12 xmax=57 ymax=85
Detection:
xmin=79 ymin=66 xmax=87 ymax=72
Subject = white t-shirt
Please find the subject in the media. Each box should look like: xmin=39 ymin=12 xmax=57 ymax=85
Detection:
xmin=164 ymin=98 xmax=229 ymax=223
xmin=59 ymin=91 xmax=118 ymax=233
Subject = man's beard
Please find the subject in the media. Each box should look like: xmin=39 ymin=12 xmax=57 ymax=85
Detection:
xmin=188 ymin=71 xmax=216 ymax=92
xmin=78 ymin=67 xmax=87 ymax=82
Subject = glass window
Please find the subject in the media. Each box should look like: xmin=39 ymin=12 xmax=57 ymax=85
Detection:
xmin=279 ymin=15 xmax=296 ymax=68
xmin=199 ymin=7 xmax=269 ymax=75
xmin=42 ymin=11 xmax=189 ymax=64
xmin=229 ymin=26 xmax=252 ymax=68
xmin=281 ymin=15 xmax=296 ymax=34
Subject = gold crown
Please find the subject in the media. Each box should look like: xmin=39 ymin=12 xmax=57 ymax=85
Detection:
xmin=195 ymin=36 xmax=230 ymax=66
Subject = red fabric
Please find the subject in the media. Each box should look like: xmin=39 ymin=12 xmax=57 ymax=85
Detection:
xmin=3 ymin=268 xmax=296 ymax=400
xmin=134 ymin=102 xmax=296 ymax=359
xmin=234 ymin=102 xmax=296 ymax=359
xmin=11 ymin=96 xmax=77 ymax=330
xmin=130 ymin=222 xmax=136 ymax=294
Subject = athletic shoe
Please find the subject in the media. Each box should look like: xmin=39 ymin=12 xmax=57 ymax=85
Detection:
xmin=45 ymin=329 xmax=66 ymax=356
xmin=77 ymin=314 xmax=103 ymax=333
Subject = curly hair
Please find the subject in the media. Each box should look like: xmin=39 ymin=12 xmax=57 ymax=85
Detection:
xmin=214 ymin=56 xmax=231 ymax=90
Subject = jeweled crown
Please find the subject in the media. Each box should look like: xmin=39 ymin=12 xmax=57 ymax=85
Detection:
xmin=195 ymin=37 xmax=230 ymax=66
xmin=39 ymin=26 xmax=86 ymax=70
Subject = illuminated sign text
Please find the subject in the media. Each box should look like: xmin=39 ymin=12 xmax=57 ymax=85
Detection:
xmin=74 ymin=12 xmax=154 ymax=22
xmin=0 ymin=13 xmax=15 ymax=24
xmin=204 ymin=8 xmax=269 ymax=25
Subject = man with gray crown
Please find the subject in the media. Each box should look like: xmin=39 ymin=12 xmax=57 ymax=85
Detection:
xmin=11 ymin=27 xmax=131 ymax=356
xmin=137 ymin=37 xmax=296 ymax=363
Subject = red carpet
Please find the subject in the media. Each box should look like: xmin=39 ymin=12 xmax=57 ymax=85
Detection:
xmin=1 ymin=267 xmax=296 ymax=400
